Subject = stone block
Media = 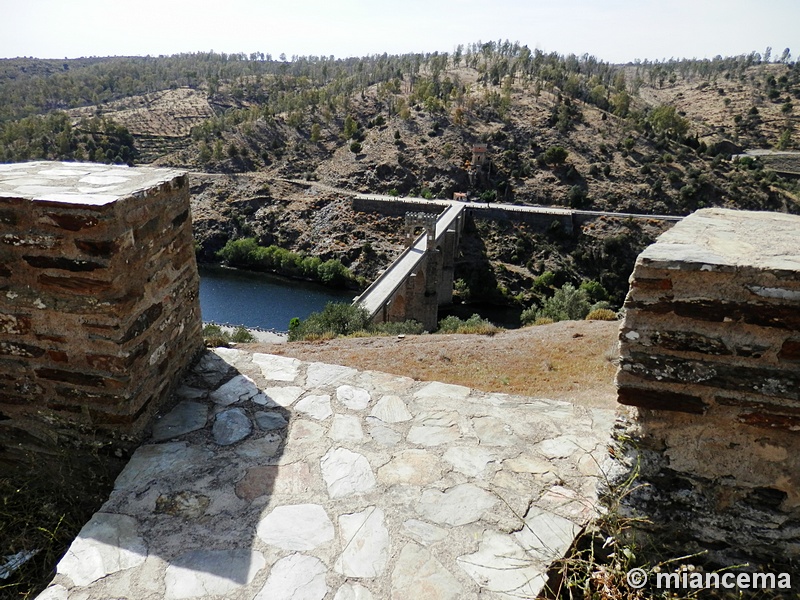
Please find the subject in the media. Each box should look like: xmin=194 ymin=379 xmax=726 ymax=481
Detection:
xmin=0 ymin=162 xmax=203 ymax=471
xmin=616 ymin=207 xmax=800 ymax=565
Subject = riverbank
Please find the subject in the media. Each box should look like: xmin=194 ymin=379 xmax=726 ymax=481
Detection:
xmin=212 ymin=323 xmax=288 ymax=344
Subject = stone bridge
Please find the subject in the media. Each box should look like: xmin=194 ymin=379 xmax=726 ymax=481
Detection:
xmin=353 ymin=201 xmax=465 ymax=331
xmin=352 ymin=194 xmax=682 ymax=330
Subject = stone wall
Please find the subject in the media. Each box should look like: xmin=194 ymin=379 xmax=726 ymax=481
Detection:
xmin=616 ymin=207 xmax=800 ymax=565
xmin=0 ymin=162 xmax=204 ymax=469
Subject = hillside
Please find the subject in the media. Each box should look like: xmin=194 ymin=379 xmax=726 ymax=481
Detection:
xmin=1 ymin=46 xmax=799 ymax=313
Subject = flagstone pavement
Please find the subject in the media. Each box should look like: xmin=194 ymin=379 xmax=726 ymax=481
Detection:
xmin=37 ymin=347 xmax=617 ymax=600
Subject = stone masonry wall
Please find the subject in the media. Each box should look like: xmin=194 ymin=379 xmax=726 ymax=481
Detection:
xmin=0 ymin=162 xmax=203 ymax=468
xmin=616 ymin=207 xmax=800 ymax=565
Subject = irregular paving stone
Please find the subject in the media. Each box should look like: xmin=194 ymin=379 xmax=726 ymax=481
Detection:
xmin=513 ymin=506 xmax=582 ymax=562
xmin=56 ymin=513 xmax=146 ymax=587
xmin=209 ymin=374 xmax=260 ymax=406
xmin=321 ymin=447 xmax=376 ymax=498
xmin=504 ymin=455 xmax=555 ymax=474
xmin=391 ymin=542 xmax=462 ymax=600
xmin=164 ymin=549 xmax=265 ymax=599
xmin=114 ymin=442 xmax=213 ymax=490
xmin=443 ymin=446 xmax=497 ymax=477
xmin=287 ymin=419 xmax=325 ymax=446
xmin=234 ymin=431 xmax=283 ymax=460
xmin=472 ymin=415 xmax=518 ymax=446
xmin=254 ymin=553 xmax=327 ymax=600
xmin=257 ymin=504 xmax=334 ymax=551
xmin=414 ymin=381 xmax=471 ymax=401
xmin=537 ymin=486 xmax=596 ymax=523
xmin=295 ymin=394 xmax=332 ymax=420
xmin=577 ymin=451 xmax=604 ymax=476
xmin=151 ymin=401 xmax=208 ymax=442
xmin=536 ymin=436 xmax=582 ymax=459
xmin=334 ymin=582 xmax=374 ymax=600
xmin=417 ymin=483 xmax=497 ymax=526
xmin=407 ymin=411 xmax=461 ymax=446
xmin=329 ymin=414 xmax=364 ymax=442
xmin=193 ymin=353 xmax=231 ymax=387
xmin=335 ymin=506 xmax=390 ymax=577
xmin=402 ymin=519 xmax=448 ymax=545
xmin=306 ymin=362 xmax=358 ymax=388
xmin=252 ymin=353 xmax=301 ymax=382
xmin=377 ymin=449 xmax=442 ymax=486
xmin=367 ymin=421 xmax=402 ymax=447
xmin=261 ymin=386 xmax=304 ymax=407
xmin=212 ymin=346 xmax=244 ymax=364
xmin=457 ymin=531 xmax=546 ymax=597
xmin=255 ymin=410 xmax=289 ymax=430
xmin=336 ymin=384 xmax=372 ymax=410
xmin=174 ymin=384 xmax=206 ymax=400
xmin=370 ymin=395 xmax=412 ymax=423
xmin=236 ymin=462 xmax=314 ymax=501
xmin=212 ymin=407 xmax=253 ymax=446
xmin=34 ymin=585 xmax=68 ymax=600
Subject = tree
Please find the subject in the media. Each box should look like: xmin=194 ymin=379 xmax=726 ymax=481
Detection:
xmin=343 ymin=115 xmax=358 ymax=139
xmin=310 ymin=123 xmax=321 ymax=142
xmin=649 ymin=104 xmax=689 ymax=138
xmin=542 ymin=146 xmax=569 ymax=165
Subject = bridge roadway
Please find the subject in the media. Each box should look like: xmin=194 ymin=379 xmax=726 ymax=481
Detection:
xmin=354 ymin=193 xmax=683 ymax=222
xmin=355 ymin=201 xmax=465 ymax=320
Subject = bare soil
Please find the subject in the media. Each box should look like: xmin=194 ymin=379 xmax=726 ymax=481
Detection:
xmin=242 ymin=319 xmax=620 ymax=409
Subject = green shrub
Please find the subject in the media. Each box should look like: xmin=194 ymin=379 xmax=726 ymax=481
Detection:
xmin=289 ymin=303 xmax=371 ymax=341
xmin=216 ymin=238 xmax=262 ymax=267
xmin=437 ymin=314 xmax=500 ymax=335
xmin=371 ymin=320 xmax=426 ymax=336
xmin=349 ymin=141 xmax=362 ymax=153
xmin=520 ymin=306 xmax=538 ymax=326
xmin=579 ymin=280 xmax=609 ymax=303
xmin=521 ymin=283 xmax=591 ymax=325
xmin=202 ymin=323 xmax=230 ymax=347
xmin=532 ymin=271 xmax=556 ymax=294
xmin=542 ymin=145 xmax=569 ymax=165
xmin=317 ymin=259 xmax=350 ymax=286
xmin=217 ymin=238 xmax=356 ymax=288
xmin=229 ymin=326 xmax=256 ymax=343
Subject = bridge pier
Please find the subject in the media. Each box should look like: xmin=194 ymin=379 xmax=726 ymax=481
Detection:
xmin=379 ymin=248 xmax=442 ymax=331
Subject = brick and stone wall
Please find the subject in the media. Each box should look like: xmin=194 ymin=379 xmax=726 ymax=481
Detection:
xmin=616 ymin=207 xmax=800 ymax=565
xmin=0 ymin=162 xmax=203 ymax=469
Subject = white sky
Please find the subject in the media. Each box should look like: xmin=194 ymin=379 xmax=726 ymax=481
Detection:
xmin=2 ymin=0 xmax=798 ymax=64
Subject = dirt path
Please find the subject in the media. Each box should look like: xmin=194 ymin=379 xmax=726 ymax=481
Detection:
xmin=241 ymin=320 xmax=620 ymax=408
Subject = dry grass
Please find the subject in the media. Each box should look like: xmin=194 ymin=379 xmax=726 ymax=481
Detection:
xmin=246 ymin=319 xmax=620 ymax=408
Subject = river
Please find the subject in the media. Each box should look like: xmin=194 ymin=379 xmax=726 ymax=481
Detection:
xmin=198 ymin=265 xmax=355 ymax=332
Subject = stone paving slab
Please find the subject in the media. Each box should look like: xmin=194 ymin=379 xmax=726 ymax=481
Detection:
xmin=38 ymin=349 xmax=616 ymax=600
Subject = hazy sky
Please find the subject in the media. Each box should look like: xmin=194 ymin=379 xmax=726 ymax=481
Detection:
xmin=2 ymin=0 xmax=798 ymax=64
